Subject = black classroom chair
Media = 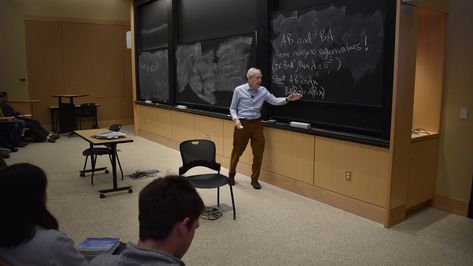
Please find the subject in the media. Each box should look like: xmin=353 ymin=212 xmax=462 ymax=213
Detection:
xmin=179 ymin=139 xmax=236 ymax=220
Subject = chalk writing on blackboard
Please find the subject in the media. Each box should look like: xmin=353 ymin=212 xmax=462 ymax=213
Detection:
xmin=176 ymin=35 xmax=253 ymax=106
xmin=138 ymin=49 xmax=169 ymax=102
xmin=272 ymin=5 xmax=384 ymax=105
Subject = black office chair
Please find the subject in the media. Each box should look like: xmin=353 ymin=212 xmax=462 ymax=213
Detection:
xmin=179 ymin=139 xmax=236 ymax=220
xmin=80 ymin=124 xmax=123 ymax=185
xmin=77 ymin=103 xmax=98 ymax=129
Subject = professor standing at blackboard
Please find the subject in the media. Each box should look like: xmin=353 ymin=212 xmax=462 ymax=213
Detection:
xmin=229 ymin=67 xmax=302 ymax=189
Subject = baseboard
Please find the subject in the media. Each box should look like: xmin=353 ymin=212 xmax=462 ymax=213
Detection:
xmin=432 ymin=194 xmax=469 ymax=217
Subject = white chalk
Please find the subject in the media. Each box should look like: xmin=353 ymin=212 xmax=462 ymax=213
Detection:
xmin=289 ymin=121 xmax=310 ymax=129
xmin=176 ymin=105 xmax=188 ymax=109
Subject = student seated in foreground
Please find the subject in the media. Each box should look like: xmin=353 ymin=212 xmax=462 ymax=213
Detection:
xmin=0 ymin=163 xmax=87 ymax=265
xmin=91 ymin=175 xmax=205 ymax=266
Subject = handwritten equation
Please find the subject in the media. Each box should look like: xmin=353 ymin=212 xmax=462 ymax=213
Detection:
xmin=271 ymin=6 xmax=384 ymax=103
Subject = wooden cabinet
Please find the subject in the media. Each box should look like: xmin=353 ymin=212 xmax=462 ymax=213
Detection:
xmin=314 ymin=137 xmax=389 ymax=207
xmin=407 ymin=136 xmax=439 ymax=208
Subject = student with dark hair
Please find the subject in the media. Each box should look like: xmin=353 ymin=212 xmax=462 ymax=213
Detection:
xmin=91 ymin=175 xmax=205 ymax=265
xmin=0 ymin=163 xmax=87 ymax=265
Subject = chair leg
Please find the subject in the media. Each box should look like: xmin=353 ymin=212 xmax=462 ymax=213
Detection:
xmin=217 ymin=187 xmax=220 ymax=207
xmin=82 ymin=155 xmax=89 ymax=176
xmin=229 ymin=184 xmax=236 ymax=220
xmin=90 ymin=154 xmax=97 ymax=185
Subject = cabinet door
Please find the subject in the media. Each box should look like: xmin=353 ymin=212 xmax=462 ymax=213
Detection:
xmin=314 ymin=137 xmax=389 ymax=207
xmin=407 ymin=138 xmax=439 ymax=208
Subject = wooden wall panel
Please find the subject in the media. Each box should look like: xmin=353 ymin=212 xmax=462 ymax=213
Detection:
xmin=25 ymin=19 xmax=133 ymax=129
xmin=62 ymin=22 xmax=95 ymax=95
xmin=314 ymin=137 xmax=389 ymax=207
xmin=407 ymin=137 xmax=439 ymax=208
xmin=171 ymin=111 xmax=195 ymax=143
xmin=93 ymin=24 xmax=126 ymax=98
xmin=263 ymin=127 xmax=314 ymax=184
xmin=95 ymin=96 xmax=132 ymax=121
xmin=122 ymin=26 xmax=133 ymax=99
xmin=194 ymin=115 xmax=224 ymax=156
xmin=135 ymin=104 xmax=171 ymax=138
xmin=386 ymin=4 xmax=417 ymax=223
xmin=412 ymin=8 xmax=446 ymax=132
xmin=25 ymin=20 xmax=64 ymax=126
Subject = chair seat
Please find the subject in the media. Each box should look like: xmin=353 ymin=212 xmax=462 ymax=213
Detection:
xmin=82 ymin=147 xmax=112 ymax=156
xmin=187 ymin=173 xmax=229 ymax=189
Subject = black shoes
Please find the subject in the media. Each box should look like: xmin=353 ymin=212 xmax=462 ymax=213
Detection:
xmin=228 ymin=177 xmax=261 ymax=189
xmin=251 ymin=180 xmax=261 ymax=190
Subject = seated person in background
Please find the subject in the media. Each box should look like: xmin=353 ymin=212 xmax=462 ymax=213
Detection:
xmin=0 ymin=163 xmax=87 ymax=266
xmin=0 ymin=111 xmax=25 ymax=148
xmin=0 ymin=91 xmax=58 ymax=143
xmin=91 ymin=175 xmax=205 ymax=266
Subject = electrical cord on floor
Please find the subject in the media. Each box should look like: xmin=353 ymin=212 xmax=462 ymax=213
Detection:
xmin=200 ymin=207 xmax=223 ymax=220
xmin=125 ymin=169 xmax=160 ymax=179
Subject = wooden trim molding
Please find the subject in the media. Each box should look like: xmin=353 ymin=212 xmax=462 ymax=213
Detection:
xmin=432 ymin=194 xmax=469 ymax=217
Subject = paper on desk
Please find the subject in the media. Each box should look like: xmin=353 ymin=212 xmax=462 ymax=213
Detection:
xmin=92 ymin=131 xmax=126 ymax=139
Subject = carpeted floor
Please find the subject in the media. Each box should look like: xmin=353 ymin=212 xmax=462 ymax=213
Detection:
xmin=6 ymin=125 xmax=473 ymax=265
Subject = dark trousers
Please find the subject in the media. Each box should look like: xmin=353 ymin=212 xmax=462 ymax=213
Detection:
xmin=21 ymin=118 xmax=49 ymax=142
xmin=229 ymin=119 xmax=265 ymax=181
xmin=0 ymin=123 xmax=17 ymax=149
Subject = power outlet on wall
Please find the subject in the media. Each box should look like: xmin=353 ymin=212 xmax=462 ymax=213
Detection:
xmin=345 ymin=171 xmax=352 ymax=181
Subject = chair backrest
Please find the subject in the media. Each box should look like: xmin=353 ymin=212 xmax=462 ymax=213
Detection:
xmin=109 ymin=124 xmax=122 ymax=132
xmin=179 ymin=139 xmax=220 ymax=175
xmin=79 ymin=103 xmax=96 ymax=116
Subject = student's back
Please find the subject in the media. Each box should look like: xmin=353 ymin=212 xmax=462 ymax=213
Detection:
xmin=0 ymin=227 xmax=87 ymax=265
xmin=0 ymin=163 xmax=87 ymax=266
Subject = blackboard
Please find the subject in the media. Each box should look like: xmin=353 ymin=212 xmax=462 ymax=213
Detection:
xmin=175 ymin=34 xmax=255 ymax=110
xmin=137 ymin=49 xmax=169 ymax=102
xmin=270 ymin=0 xmax=395 ymax=140
xmin=139 ymin=0 xmax=168 ymax=51
xmin=271 ymin=5 xmax=384 ymax=106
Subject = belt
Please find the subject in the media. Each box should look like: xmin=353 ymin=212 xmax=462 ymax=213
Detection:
xmin=239 ymin=118 xmax=260 ymax=121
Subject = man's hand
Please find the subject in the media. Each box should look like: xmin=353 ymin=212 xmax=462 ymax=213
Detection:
xmin=234 ymin=119 xmax=243 ymax=129
xmin=287 ymin=93 xmax=302 ymax=102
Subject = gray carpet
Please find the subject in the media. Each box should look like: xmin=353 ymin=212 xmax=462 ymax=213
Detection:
xmin=6 ymin=125 xmax=473 ymax=265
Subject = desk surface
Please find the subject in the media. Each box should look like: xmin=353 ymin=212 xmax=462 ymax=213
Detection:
xmin=49 ymin=104 xmax=100 ymax=109
xmin=74 ymin=129 xmax=133 ymax=145
xmin=52 ymin=94 xmax=89 ymax=98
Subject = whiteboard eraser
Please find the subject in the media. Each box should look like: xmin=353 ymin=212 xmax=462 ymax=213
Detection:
xmin=289 ymin=121 xmax=310 ymax=129
xmin=176 ymin=105 xmax=188 ymax=109
xmin=145 ymin=100 xmax=152 ymax=104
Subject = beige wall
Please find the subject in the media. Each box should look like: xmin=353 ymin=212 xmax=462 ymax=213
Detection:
xmin=436 ymin=0 xmax=473 ymax=202
xmin=0 ymin=0 xmax=130 ymax=101
xmin=0 ymin=0 xmax=29 ymax=100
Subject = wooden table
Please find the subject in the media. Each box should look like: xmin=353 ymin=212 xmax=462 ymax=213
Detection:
xmin=49 ymin=104 xmax=99 ymax=133
xmin=74 ymin=128 xmax=133 ymax=198
xmin=52 ymin=94 xmax=89 ymax=133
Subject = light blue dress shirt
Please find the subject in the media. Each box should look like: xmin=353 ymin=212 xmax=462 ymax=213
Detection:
xmin=229 ymin=83 xmax=287 ymax=120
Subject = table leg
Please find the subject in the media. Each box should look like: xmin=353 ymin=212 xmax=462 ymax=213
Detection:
xmin=98 ymin=143 xmax=132 ymax=198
